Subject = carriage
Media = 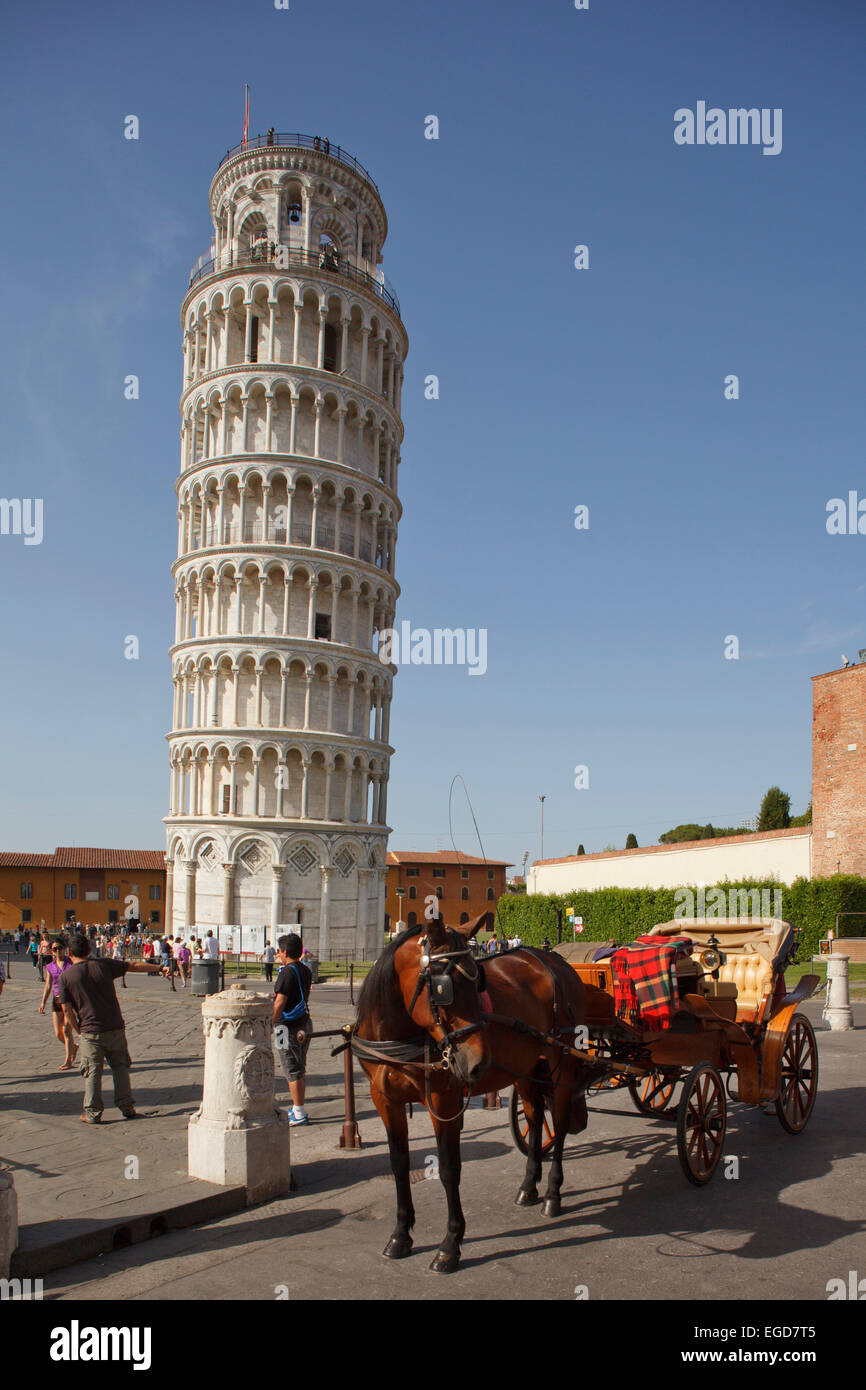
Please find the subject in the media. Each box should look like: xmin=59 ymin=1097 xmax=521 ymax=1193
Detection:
xmin=510 ymin=917 xmax=820 ymax=1184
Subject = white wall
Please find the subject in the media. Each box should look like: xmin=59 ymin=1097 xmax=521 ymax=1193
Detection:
xmin=528 ymin=830 xmax=812 ymax=895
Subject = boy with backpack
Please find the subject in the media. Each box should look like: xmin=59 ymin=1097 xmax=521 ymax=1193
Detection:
xmin=271 ymin=933 xmax=312 ymax=1126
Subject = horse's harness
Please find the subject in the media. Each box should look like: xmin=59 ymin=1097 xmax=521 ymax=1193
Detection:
xmin=349 ymin=935 xmax=583 ymax=1119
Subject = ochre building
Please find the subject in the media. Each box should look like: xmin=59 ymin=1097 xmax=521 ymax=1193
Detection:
xmin=0 ymin=848 xmax=167 ymax=934
xmin=385 ymin=851 xmax=511 ymax=933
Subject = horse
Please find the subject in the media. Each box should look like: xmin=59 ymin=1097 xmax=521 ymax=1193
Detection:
xmin=353 ymin=917 xmax=593 ymax=1272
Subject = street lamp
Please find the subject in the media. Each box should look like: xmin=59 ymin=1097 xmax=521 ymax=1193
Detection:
xmin=539 ymin=795 xmax=546 ymax=862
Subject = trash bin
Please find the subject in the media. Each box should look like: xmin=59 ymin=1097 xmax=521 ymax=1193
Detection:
xmin=191 ymin=956 xmax=221 ymax=997
xmin=305 ymin=954 xmax=320 ymax=984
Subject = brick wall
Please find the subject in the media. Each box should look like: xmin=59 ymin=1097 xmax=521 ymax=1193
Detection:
xmin=812 ymin=665 xmax=866 ymax=877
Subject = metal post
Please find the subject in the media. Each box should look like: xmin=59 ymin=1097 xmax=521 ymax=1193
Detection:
xmin=338 ymin=1024 xmax=362 ymax=1148
xmin=349 ymin=962 xmax=354 ymax=1006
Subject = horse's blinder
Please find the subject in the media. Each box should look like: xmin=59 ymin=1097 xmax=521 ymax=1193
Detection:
xmin=430 ymin=973 xmax=454 ymax=1006
xmin=409 ymin=931 xmax=483 ymax=1059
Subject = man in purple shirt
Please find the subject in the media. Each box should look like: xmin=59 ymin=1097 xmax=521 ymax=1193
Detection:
xmin=58 ymin=932 xmax=160 ymax=1124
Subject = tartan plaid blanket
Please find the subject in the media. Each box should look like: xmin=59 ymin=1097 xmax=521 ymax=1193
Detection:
xmin=611 ymin=936 xmax=693 ymax=1031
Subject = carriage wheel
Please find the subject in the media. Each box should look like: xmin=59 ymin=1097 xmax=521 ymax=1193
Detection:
xmin=509 ymin=1088 xmax=555 ymax=1159
xmin=676 ymin=1063 xmax=727 ymax=1186
xmin=775 ymin=1014 xmax=819 ymax=1135
xmin=628 ymin=1070 xmax=677 ymax=1115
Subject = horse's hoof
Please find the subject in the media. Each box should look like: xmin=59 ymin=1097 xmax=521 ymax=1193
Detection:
xmin=515 ymin=1187 xmax=540 ymax=1207
xmin=541 ymin=1196 xmax=562 ymax=1218
xmin=382 ymin=1236 xmax=413 ymax=1260
xmin=430 ymin=1250 xmax=459 ymax=1273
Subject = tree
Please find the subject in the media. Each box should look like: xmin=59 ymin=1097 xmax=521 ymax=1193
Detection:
xmin=790 ymin=800 xmax=812 ymax=827
xmin=758 ymin=786 xmax=791 ymax=831
xmin=625 ymin=833 xmax=638 ymax=849
xmin=659 ymin=824 xmax=705 ymax=844
xmin=659 ymin=822 xmax=746 ymax=844
xmin=576 ymin=844 xmax=585 ymax=856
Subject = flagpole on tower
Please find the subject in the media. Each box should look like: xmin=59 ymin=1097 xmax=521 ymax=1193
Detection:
xmin=242 ymin=84 xmax=250 ymax=149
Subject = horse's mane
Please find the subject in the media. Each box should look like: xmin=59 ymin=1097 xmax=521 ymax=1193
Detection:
xmin=355 ymin=924 xmax=427 ymax=1035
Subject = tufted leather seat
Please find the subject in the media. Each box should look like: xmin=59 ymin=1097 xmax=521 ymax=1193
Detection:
xmin=711 ymin=952 xmax=773 ymax=1014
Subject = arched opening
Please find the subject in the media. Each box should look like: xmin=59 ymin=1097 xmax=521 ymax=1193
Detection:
xmin=323 ymin=322 xmax=339 ymax=373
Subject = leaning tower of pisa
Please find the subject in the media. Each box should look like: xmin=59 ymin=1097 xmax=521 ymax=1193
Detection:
xmin=165 ymin=131 xmax=405 ymax=959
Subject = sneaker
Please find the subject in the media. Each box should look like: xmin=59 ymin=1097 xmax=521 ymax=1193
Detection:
xmin=80 ymin=1113 xmax=102 ymax=1124
xmin=120 ymin=1109 xmax=141 ymax=1120
xmin=290 ymin=1112 xmax=309 ymax=1126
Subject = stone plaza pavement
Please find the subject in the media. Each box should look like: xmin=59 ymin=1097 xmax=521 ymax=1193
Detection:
xmin=1 ymin=960 xmax=864 ymax=1301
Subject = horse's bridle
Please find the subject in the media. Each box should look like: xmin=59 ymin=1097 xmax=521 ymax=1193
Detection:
xmin=406 ymin=930 xmax=484 ymax=1067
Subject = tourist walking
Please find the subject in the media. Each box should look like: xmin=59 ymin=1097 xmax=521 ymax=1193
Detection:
xmin=175 ymin=939 xmax=191 ymax=988
xmin=272 ymin=933 xmax=313 ymax=1126
xmin=158 ymin=936 xmax=172 ymax=977
xmin=37 ymin=932 xmax=52 ymax=982
xmin=57 ymin=933 xmax=160 ymax=1124
xmin=39 ymin=938 xmax=78 ymax=1069
xmin=262 ymin=943 xmax=276 ymax=983
xmin=204 ymin=930 xmax=219 ymax=960
xmin=13 ymin=928 xmax=20 ymax=954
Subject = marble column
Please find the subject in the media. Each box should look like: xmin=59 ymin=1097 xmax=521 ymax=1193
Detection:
xmin=319 ymin=864 xmax=333 ymax=959
xmin=356 ymin=866 xmax=371 ymax=960
xmin=270 ymin=866 xmax=284 ymax=937
xmin=222 ymin=862 xmax=236 ymax=924
xmin=184 ymin=859 xmax=196 ymax=932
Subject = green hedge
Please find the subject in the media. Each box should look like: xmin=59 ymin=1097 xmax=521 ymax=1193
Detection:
xmin=494 ymin=875 xmax=866 ymax=962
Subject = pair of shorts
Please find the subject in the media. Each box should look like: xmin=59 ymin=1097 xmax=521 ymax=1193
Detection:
xmin=276 ymin=1014 xmax=313 ymax=1083
xmin=51 ymin=996 xmax=63 ymax=1014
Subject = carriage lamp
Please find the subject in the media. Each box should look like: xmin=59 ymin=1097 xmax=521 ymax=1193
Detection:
xmin=700 ymin=934 xmax=722 ymax=978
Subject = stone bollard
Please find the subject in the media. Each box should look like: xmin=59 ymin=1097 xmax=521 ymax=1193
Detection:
xmin=188 ymin=984 xmax=290 ymax=1204
xmin=0 ymin=1171 xmax=17 ymax=1278
xmin=824 ymin=954 xmax=854 ymax=1031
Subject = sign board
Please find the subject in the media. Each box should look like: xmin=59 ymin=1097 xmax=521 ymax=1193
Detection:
xmin=240 ymin=925 xmax=266 ymax=956
xmin=218 ymin=925 xmax=239 ymax=954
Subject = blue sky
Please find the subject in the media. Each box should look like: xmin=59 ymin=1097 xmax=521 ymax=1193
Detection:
xmin=1 ymin=0 xmax=863 ymax=867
